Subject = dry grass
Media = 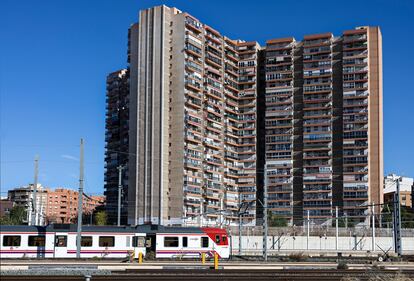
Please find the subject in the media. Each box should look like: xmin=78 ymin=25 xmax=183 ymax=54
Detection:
xmin=341 ymin=272 xmax=413 ymax=281
xmin=341 ymin=276 xmax=360 ymax=281
xmin=287 ymin=252 xmax=308 ymax=262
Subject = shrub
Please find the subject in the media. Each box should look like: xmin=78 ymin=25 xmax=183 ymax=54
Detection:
xmin=337 ymin=261 xmax=349 ymax=270
xmin=287 ymin=252 xmax=307 ymax=262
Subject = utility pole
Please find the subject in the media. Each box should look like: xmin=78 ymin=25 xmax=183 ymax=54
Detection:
xmin=117 ymin=165 xmax=124 ymax=226
xmin=31 ymin=155 xmax=39 ymax=225
xmin=76 ymin=138 xmax=84 ymax=259
xmin=393 ymin=178 xmax=402 ymax=256
xmin=335 ymin=206 xmax=339 ymax=251
xmin=372 ymin=202 xmax=376 ymax=252
xmin=263 ymin=164 xmax=268 ymax=261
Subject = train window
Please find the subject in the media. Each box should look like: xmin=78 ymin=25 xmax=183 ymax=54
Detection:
xmin=201 ymin=237 xmax=209 ymax=248
xmin=164 ymin=237 xmax=179 ymax=247
xmin=55 ymin=235 xmax=67 ymax=247
xmin=215 ymin=235 xmax=220 ymax=243
xmin=28 ymin=235 xmax=45 ymax=247
xmin=222 ymin=235 xmax=227 ymax=243
xmin=132 ymin=237 xmax=145 ymax=247
xmin=3 ymin=235 xmax=21 ymax=247
xmin=81 ymin=236 xmax=93 ymax=247
xmin=182 ymin=237 xmax=188 ymax=248
xmin=99 ymin=236 xmax=115 ymax=247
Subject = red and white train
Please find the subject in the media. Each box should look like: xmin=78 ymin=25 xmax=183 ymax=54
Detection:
xmin=0 ymin=224 xmax=229 ymax=259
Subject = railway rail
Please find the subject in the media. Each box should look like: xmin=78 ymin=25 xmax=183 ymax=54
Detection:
xmin=2 ymin=269 xmax=414 ymax=281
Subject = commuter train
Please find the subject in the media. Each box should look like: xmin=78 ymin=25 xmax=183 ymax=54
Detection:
xmin=0 ymin=224 xmax=229 ymax=259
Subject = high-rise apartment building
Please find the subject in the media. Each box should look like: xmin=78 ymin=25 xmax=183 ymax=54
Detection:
xmin=127 ymin=6 xmax=258 ymax=226
xmin=263 ymin=27 xmax=383 ymax=225
xmin=106 ymin=5 xmax=383 ymax=226
xmin=342 ymin=27 xmax=383 ymax=220
xmin=104 ymin=69 xmax=130 ymax=225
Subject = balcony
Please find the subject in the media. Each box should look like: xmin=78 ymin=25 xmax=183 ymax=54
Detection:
xmin=184 ymin=186 xmax=201 ymax=195
xmin=343 ymin=34 xmax=367 ymax=43
xmin=343 ymin=90 xmax=369 ymax=98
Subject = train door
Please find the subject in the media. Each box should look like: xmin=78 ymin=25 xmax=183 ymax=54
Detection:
xmin=54 ymin=233 xmax=68 ymax=258
xmin=132 ymin=235 xmax=146 ymax=258
xmin=146 ymin=234 xmax=156 ymax=257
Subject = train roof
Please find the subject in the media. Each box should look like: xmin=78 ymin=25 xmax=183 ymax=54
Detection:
xmin=0 ymin=224 xmax=222 ymax=234
xmin=0 ymin=225 xmax=47 ymax=233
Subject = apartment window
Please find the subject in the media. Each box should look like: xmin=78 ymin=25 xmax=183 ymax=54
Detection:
xmin=3 ymin=235 xmax=21 ymax=247
xmin=201 ymin=237 xmax=209 ymax=248
xmin=81 ymin=236 xmax=93 ymax=247
xmin=28 ymin=235 xmax=46 ymax=247
xmin=164 ymin=237 xmax=179 ymax=247
xmin=99 ymin=236 xmax=115 ymax=247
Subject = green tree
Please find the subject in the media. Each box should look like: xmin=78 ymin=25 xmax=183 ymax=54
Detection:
xmin=0 ymin=216 xmax=12 ymax=225
xmin=268 ymin=211 xmax=288 ymax=227
xmin=9 ymin=206 xmax=27 ymax=225
xmin=95 ymin=211 xmax=107 ymax=226
xmin=0 ymin=206 xmax=27 ymax=225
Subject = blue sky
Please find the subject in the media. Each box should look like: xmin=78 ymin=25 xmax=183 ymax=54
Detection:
xmin=1 ymin=0 xmax=413 ymax=196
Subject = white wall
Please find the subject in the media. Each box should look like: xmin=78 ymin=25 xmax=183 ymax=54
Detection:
xmin=229 ymin=235 xmax=414 ymax=254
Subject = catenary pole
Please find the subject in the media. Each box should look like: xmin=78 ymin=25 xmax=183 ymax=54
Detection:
xmin=307 ymin=210 xmax=310 ymax=250
xmin=393 ymin=178 xmax=402 ymax=256
xmin=76 ymin=138 xmax=84 ymax=259
xmin=239 ymin=205 xmax=242 ymax=256
xmin=372 ymin=202 xmax=376 ymax=251
xmin=335 ymin=206 xmax=339 ymax=251
xmin=31 ymin=155 xmax=39 ymax=225
xmin=263 ymin=164 xmax=268 ymax=261
xmin=117 ymin=165 xmax=124 ymax=226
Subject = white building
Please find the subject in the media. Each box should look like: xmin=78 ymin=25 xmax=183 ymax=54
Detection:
xmin=7 ymin=184 xmax=48 ymax=225
xmin=384 ymin=174 xmax=413 ymax=208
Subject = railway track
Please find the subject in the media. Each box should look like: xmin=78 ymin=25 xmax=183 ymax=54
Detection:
xmin=2 ymin=269 xmax=414 ymax=281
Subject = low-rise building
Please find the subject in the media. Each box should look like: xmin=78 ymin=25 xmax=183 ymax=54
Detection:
xmin=45 ymin=188 xmax=105 ymax=224
xmin=7 ymin=184 xmax=105 ymax=225
xmin=384 ymin=174 xmax=413 ymax=208
xmin=0 ymin=198 xmax=14 ymax=217
xmin=7 ymin=184 xmax=48 ymax=225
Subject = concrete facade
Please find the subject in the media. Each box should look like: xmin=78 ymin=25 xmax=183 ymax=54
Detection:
xmin=128 ymin=6 xmax=175 ymax=225
xmin=128 ymin=6 xmax=259 ymax=226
